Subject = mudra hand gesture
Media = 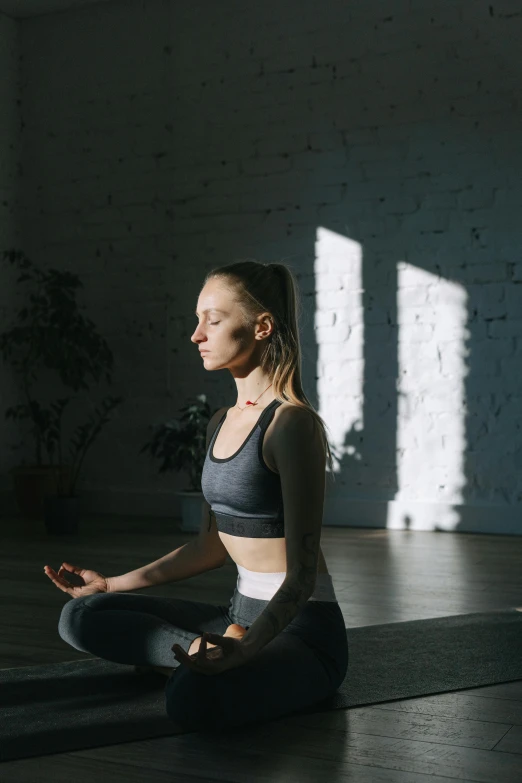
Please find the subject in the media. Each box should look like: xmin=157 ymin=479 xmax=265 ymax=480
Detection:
xmin=172 ymin=623 xmax=251 ymax=676
xmin=43 ymin=562 xmax=109 ymax=597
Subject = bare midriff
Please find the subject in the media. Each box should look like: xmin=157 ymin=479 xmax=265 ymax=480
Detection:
xmin=211 ymin=400 xmax=329 ymax=576
xmin=218 ymin=531 xmax=329 ymax=574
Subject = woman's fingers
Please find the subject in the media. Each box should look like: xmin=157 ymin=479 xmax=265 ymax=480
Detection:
xmin=205 ymin=632 xmax=232 ymax=650
xmin=47 ymin=565 xmax=69 ymax=583
xmin=43 ymin=566 xmax=73 ymax=594
xmin=197 ymin=634 xmax=208 ymax=660
xmin=47 ymin=572 xmax=69 ymax=591
xmin=172 ymin=645 xmax=191 ymax=665
xmin=63 ymin=561 xmax=80 ymax=575
xmin=198 ymin=633 xmax=228 ymax=655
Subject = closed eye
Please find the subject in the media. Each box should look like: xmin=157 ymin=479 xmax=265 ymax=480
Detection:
xmin=209 ymin=321 xmax=220 ymax=325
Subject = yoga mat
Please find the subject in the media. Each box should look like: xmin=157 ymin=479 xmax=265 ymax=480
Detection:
xmin=1 ymin=608 xmax=521 ymax=763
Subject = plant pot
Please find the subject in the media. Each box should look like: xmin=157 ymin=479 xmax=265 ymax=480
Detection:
xmin=10 ymin=464 xmax=73 ymax=518
xmin=43 ymin=495 xmax=80 ymax=535
xmin=177 ymin=490 xmax=204 ymax=533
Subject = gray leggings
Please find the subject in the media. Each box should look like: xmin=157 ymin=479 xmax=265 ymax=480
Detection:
xmin=58 ymin=588 xmax=349 ymax=731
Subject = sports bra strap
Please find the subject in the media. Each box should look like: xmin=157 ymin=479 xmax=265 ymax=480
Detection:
xmin=258 ymin=399 xmax=282 ymax=432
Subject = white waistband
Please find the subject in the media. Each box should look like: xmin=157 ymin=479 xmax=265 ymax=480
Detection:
xmin=236 ymin=564 xmax=338 ymax=602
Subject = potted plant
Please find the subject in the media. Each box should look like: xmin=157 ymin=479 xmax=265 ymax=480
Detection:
xmin=0 ymin=248 xmax=124 ymax=534
xmin=139 ymin=393 xmax=215 ymax=532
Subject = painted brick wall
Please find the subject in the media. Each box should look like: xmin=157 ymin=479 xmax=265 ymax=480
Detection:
xmin=3 ymin=0 xmax=521 ymax=532
xmin=0 ymin=12 xmax=21 ymax=495
xmin=0 ymin=14 xmax=19 ymax=249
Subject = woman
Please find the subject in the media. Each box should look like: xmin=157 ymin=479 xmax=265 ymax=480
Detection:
xmin=44 ymin=261 xmax=348 ymax=732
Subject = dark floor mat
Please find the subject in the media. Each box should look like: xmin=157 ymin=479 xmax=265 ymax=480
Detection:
xmin=1 ymin=608 xmax=521 ymax=762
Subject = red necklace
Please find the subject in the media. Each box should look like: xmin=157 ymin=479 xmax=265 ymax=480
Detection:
xmin=236 ymin=383 xmax=273 ymax=411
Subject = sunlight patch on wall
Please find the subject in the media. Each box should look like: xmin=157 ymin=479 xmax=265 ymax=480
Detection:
xmin=393 ymin=261 xmax=468 ymax=531
xmin=314 ymin=226 xmax=364 ymax=476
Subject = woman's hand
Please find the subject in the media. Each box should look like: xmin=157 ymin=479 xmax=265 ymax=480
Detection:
xmin=43 ymin=562 xmax=109 ymax=597
xmin=172 ymin=624 xmax=251 ymax=676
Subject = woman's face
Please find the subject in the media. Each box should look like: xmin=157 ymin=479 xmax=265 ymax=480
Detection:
xmin=191 ymin=279 xmax=272 ymax=371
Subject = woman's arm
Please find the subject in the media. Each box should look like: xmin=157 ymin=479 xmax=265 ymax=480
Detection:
xmin=240 ymin=574 xmax=315 ymax=656
xmin=241 ymin=408 xmax=325 ymax=655
xmin=107 ymin=538 xmax=226 ymax=592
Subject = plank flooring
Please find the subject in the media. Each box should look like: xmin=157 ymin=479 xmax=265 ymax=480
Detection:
xmin=1 ymin=514 xmax=522 ymax=782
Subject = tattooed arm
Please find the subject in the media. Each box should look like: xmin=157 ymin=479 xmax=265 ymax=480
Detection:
xmin=240 ymin=571 xmax=317 ymax=657
xmin=241 ymin=407 xmax=326 ymax=657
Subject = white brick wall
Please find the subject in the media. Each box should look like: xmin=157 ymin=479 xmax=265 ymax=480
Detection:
xmin=1 ymin=0 xmax=521 ymax=533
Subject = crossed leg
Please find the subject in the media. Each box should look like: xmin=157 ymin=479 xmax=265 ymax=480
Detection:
xmin=139 ymin=623 xmax=247 ymax=678
xmin=164 ymin=629 xmax=341 ymax=733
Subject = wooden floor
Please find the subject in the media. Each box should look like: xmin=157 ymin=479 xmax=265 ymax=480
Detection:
xmin=2 ymin=514 xmax=522 ymax=782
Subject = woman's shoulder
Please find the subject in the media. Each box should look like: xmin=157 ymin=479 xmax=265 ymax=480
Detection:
xmin=266 ymin=402 xmax=324 ymax=466
xmin=272 ymin=400 xmax=316 ymax=429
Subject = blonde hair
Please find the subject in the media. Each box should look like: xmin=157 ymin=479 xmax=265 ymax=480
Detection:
xmin=203 ymin=260 xmax=336 ymax=481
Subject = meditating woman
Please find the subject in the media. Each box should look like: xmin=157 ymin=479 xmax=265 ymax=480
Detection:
xmin=44 ymin=260 xmax=348 ymax=732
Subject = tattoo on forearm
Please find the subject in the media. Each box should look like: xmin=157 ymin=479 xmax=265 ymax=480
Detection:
xmin=294 ymin=531 xmax=320 ymax=594
xmin=255 ymin=531 xmax=321 ymax=638
xmin=261 ymin=582 xmax=305 ymax=637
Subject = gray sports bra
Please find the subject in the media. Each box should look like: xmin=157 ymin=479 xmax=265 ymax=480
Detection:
xmin=201 ymin=399 xmax=285 ymax=538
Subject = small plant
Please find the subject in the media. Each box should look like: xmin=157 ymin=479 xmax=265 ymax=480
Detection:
xmin=0 ymin=248 xmax=124 ymax=497
xmin=139 ymin=394 xmax=213 ymax=492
